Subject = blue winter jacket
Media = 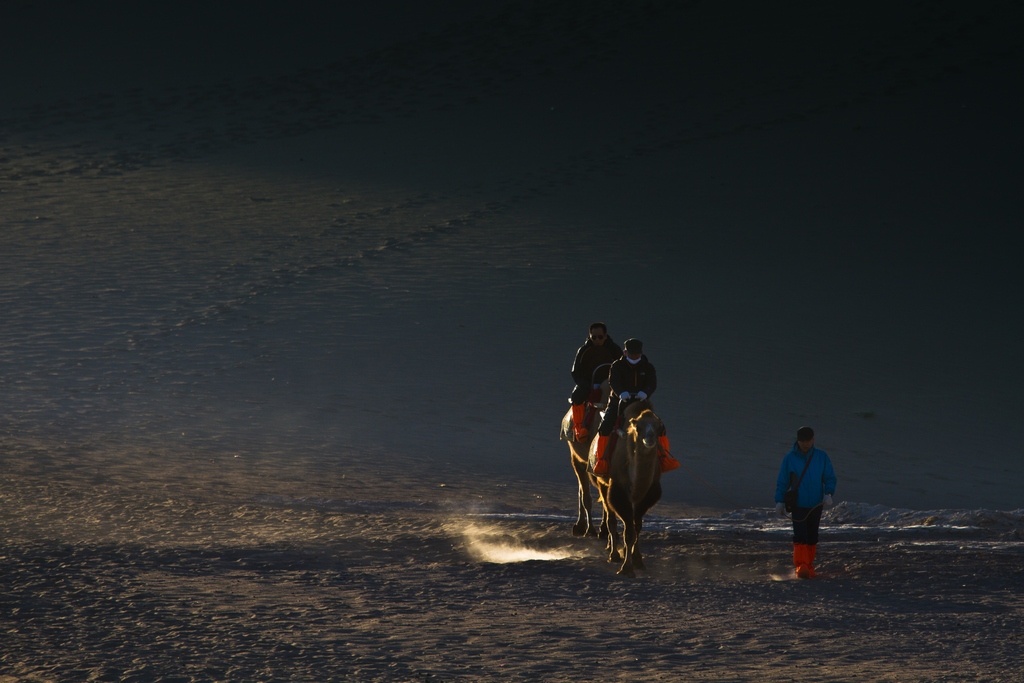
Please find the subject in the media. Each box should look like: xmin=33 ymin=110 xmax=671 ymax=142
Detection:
xmin=774 ymin=444 xmax=837 ymax=508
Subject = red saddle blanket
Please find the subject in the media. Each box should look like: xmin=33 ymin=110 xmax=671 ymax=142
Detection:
xmin=587 ymin=428 xmax=620 ymax=473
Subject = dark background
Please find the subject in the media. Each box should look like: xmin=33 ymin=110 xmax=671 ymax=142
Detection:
xmin=2 ymin=0 xmax=1022 ymax=509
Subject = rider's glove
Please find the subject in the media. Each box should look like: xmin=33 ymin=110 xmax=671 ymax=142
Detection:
xmin=823 ymin=494 xmax=834 ymax=508
xmin=775 ymin=502 xmax=787 ymax=517
xmin=636 ymin=391 xmax=648 ymax=400
xmin=619 ymin=392 xmax=631 ymax=401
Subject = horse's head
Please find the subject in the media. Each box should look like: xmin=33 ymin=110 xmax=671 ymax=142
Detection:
xmin=624 ymin=409 xmax=664 ymax=489
xmin=627 ymin=409 xmax=662 ymax=453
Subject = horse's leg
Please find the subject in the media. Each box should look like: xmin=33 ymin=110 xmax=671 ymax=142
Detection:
xmin=631 ymin=480 xmax=662 ymax=570
xmin=608 ymin=484 xmax=637 ymax=577
xmin=571 ymin=450 xmax=591 ymax=537
xmin=581 ymin=451 xmax=600 ymax=537
xmin=599 ymin=511 xmax=610 ymax=541
xmin=592 ymin=473 xmax=609 ymax=540
xmin=580 ymin=472 xmax=596 ymax=537
xmin=597 ymin=480 xmax=620 ymax=561
xmin=606 ymin=516 xmax=618 ymax=562
xmin=583 ymin=478 xmax=599 ymax=538
xmin=599 ymin=481 xmax=614 ymax=557
xmin=628 ymin=505 xmax=645 ymax=571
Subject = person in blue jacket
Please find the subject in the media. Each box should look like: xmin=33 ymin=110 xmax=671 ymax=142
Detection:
xmin=774 ymin=426 xmax=837 ymax=578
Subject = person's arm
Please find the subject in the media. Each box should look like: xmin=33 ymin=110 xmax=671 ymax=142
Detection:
xmin=644 ymin=361 xmax=657 ymax=396
xmin=570 ymin=345 xmax=587 ymax=385
xmin=775 ymin=456 xmax=791 ymax=503
xmin=608 ymin=360 xmax=625 ymax=395
xmin=823 ymin=453 xmax=837 ymax=496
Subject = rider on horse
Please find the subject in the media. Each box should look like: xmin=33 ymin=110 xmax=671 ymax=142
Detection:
xmin=592 ymin=338 xmax=678 ymax=475
xmin=569 ymin=322 xmax=622 ymax=442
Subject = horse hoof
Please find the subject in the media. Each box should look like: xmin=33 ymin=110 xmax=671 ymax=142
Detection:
xmin=585 ymin=529 xmax=599 ymax=539
xmin=617 ymin=566 xmax=637 ymax=578
xmin=571 ymin=524 xmax=587 ymax=537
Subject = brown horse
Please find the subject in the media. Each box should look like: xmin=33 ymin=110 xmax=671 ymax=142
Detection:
xmin=559 ymin=379 xmax=610 ymax=537
xmin=590 ymin=399 xmax=664 ymax=577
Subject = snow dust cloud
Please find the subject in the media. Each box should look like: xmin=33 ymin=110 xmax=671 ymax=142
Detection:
xmin=449 ymin=520 xmax=593 ymax=564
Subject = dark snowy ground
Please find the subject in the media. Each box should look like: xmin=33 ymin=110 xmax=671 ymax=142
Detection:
xmin=3 ymin=473 xmax=1024 ymax=682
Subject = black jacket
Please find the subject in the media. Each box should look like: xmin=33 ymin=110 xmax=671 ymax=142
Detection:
xmin=609 ymin=355 xmax=657 ymax=397
xmin=571 ymin=336 xmax=622 ymax=386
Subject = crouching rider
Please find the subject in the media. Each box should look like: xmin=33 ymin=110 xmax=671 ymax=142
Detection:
xmin=568 ymin=322 xmax=622 ymax=442
xmin=592 ymin=338 xmax=679 ymax=475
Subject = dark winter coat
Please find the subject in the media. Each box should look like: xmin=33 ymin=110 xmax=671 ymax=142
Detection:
xmin=608 ymin=355 xmax=657 ymax=398
xmin=571 ymin=336 xmax=622 ymax=387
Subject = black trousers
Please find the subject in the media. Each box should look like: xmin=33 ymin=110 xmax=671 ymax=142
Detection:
xmin=792 ymin=505 xmax=823 ymax=545
xmin=598 ymin=397 xmax=631 ymax=436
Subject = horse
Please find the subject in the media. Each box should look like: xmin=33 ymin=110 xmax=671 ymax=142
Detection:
xmin=589 ymin=399 xmax=664 ymax=577
xmin=559 ymin=371 xmax=611 ymax=538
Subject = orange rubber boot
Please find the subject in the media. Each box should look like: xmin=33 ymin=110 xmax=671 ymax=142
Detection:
xmin=592 ymin=435 xmax=610 ymax=475
xmin=571 ymin=404 xmax=588 ymax=441
xmin=795 ymin=544 xmax=814 ymax=579
xmin=657 ymin=435 xmax=680 ymax=472
xmin=807 ymin=544 xmax=817 ymax=578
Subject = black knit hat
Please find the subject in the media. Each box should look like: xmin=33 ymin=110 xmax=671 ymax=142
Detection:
xmin=623 ymin=338 xmax=643 ymax=353
xmin=796 ymin=426 xmax=814 ymax=441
